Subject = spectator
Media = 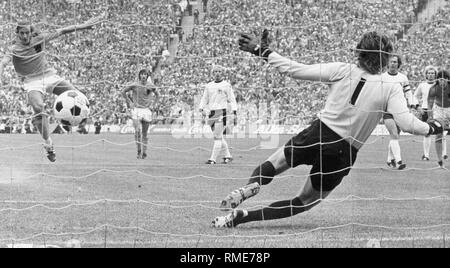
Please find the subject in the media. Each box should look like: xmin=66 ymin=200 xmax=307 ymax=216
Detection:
xmin=94 ymin=118 xmax=102 ymax=134
xmin=194 ymin=9 xmax=200 ymax=25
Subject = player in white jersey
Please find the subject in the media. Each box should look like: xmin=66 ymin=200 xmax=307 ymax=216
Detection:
xmin=414 ymin=66 xmax=447 ymax=161
xmin=0 ymin=17 xmax=102 ymax=162
xmin=382 ymin=55 xmax=412 ymax=170
xmin=428 ymin=70 xmax=450 ymax=168
xmin=212 ymin=30 xmax=443 ymax=228
xmin=199 ymin=65 xmax=238 ymax=164
xmin=122 ymin=69 xmax=158 ymax=159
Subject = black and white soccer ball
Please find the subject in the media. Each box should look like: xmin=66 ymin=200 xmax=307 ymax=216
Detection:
xmin=53 ymin=90 xmax=90 ymax=127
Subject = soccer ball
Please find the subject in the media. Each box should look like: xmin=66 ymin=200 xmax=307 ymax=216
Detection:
xmin=53 ymin=90 xmax=90 ymax=127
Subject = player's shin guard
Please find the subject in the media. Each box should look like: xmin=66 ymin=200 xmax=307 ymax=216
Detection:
xmin=248 ymin=161 xmax=276 ymax=186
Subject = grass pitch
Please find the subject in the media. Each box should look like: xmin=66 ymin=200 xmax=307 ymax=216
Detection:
xmin=0 ymin=132 xmax=449 ymax=248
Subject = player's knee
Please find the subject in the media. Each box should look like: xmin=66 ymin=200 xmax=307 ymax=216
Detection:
xmin=31 ymin=102 xmax=45 ymax=114
xmin=134 ymin=131 xmax=141 ymax=139
xmin=31 ymin=113 xmax=48 ymax=125
xmin=249 ymin=161 xmax=276 ymax=185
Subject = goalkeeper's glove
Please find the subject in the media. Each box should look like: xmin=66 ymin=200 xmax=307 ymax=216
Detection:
xmin=427 ymin=119 xmax=443 ymax=136
xmin=238 ymin=29 xmax=273 ymax=60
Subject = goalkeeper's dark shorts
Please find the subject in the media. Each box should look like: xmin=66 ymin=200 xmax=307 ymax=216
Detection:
xmin=284 ymin=119 xmax=358 ymax=192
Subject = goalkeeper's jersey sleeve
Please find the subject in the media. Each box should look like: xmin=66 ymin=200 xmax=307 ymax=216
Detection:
xmin=267 ymin=52 xmax=430 ymax=149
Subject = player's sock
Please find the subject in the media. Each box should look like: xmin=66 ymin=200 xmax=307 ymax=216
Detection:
xmin=387 ymin=142 xmax=394 ymax=162
xmin=248 ymin=161 xmax=276 ymax=185
xmin=45 ymin=137 xmax=53 ymax=147
xmin=221 ymin=139 xmax=232 ymax=158
xmin=233 ymin=198 xmax=307 ymax=225
xmin=209 ymin=139 xmax=222 ymax=162
xmin=423 ymin=136 xmax=432 ymax=158
xmin=390 ymin=140 xmax=402 ymax=163
xmin=135 ymin=132 xmax=142 ymax=156
xmin=442 ymin=134 xmax=447 ymax=158
xmin=142 ymin=136 xmax=148 ymax=157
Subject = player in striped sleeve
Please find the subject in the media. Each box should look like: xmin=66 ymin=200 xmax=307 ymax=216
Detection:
xmin=122 ymin=68 xmax=158 ymax=159
xmin=0 ymin=16 xmax=103 ymax=162
xmin=413 ymin=66 xmax=447 ymax=161
xmin=427 ymin=70 xmax=450 ymax=168
xmin=381 ymin=55 xmax=413 ymax=170
xmin=212 ymin=30 xmax=443 ymax=228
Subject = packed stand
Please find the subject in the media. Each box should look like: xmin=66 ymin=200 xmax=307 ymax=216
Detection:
xmin=1 ymin=0 xmax=448 ymax=130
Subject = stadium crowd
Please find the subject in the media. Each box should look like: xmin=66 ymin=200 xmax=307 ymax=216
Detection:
xmin=0 ymin=0 xmax=449 ymax=132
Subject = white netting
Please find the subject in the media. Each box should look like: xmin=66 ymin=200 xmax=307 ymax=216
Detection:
xmin=0 ymin=0 xmax=449 ymax=248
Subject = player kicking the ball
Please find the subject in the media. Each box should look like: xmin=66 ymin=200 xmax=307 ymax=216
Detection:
xmin=212 ymin=30 xmax=443 ymax=228
xmin=199 ymin=65 xmax=238 ymax=165
xmin=0 ymin=17 xmax=103 ymax=162
xmin=122 ymin=69 xmax=158 ymax=159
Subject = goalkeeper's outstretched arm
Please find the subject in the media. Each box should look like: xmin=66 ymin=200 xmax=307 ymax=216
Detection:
xmin=239 ymin=30 xmax=348 ymax=83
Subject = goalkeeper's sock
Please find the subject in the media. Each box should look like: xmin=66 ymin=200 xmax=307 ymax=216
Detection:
xmin=234 ymin=198 xmax=307 ymax=225
xmin=209 ymin=139 xmax=222 ymax=162
xmin=390 ymin=140 xmax=402 ymax=163
xmin=423 ymin=136 xmax=432 ymax=158
xmin=222 ymin=139 xmax=232 ymax=158
xmin=249 ymin=161 xmax=276 ymax=185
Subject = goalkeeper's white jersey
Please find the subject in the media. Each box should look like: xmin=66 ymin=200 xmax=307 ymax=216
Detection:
xmin=199 ymin=80 xmax=237 ymax=111
xmin=268 ymin=52 xmax=430 ymax=150
xmin=381 ymin=71 xmax=413 ymax=106
xmin=414 ymin=82 xmax=434 ymax=109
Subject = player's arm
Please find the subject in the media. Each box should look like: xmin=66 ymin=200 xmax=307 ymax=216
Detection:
xmin=401 ymin=77 xmax=414 ymax=108
xmin=199 ymin=85 xmax=208 ymax=116
xmin=227 ymin=83 xmax=238 ymax=125
xmin=239 ymin=30 xmax=345 ymax=83
xmin=122 ymin=85 xmax=134 ymax=109
xmin=427 ymin=85 xmax=436 ymax=118
xmin=388 ymin=85 xmax=441 ymax=136
xmin=44 ymin=15 xmax=104 ymax=42
xmin=413 ymin=84 xmax=423 ymax=110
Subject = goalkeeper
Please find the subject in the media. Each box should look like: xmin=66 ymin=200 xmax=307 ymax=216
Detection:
xmin=212 ymin=30 xmax=444 ymax=228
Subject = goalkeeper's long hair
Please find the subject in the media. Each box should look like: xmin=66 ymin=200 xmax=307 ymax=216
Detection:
xmin=356 ymin=32 xmax=393 ymax=75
